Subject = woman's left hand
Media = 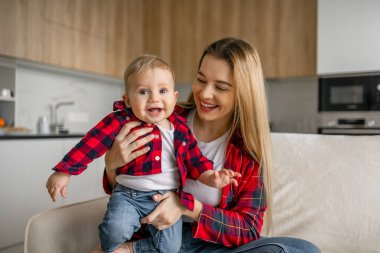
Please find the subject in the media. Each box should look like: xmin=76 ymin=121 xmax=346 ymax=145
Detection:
xmin=140 ymin=191 xmax=186 ymax=230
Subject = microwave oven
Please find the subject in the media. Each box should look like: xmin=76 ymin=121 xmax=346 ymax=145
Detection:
xmin=319 ymin=74 xmax=380 ymax=112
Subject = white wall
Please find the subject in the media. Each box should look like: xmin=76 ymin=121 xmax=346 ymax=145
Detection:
xmin=14 ymin=61 xmax=124 ymax=133
xmin=318 ymin=0 xmax=380 ymax=74
xmin=13 ymin=61 xmax=193 ymax=134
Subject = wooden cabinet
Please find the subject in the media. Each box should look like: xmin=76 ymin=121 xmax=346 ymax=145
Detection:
xmin=0 ymin=0 xmax=145 ymax=78
xmin=144 ymin=0 xmax=316 ymax=81
xmin=0 ymin=0 xmax=316 ymax=81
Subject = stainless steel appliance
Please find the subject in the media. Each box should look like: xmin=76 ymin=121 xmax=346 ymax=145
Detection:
xmin=319 ymin=73 xmax=380 ymax=112
xmin=318 ymin=73 xmax=380 ymax=135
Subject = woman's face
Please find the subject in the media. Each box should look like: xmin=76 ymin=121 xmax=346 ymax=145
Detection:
xmin=192 ymin=54 xmax=235 ymax=125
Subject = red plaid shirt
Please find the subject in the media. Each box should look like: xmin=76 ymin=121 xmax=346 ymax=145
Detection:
xmin=103 ymin=106 xmax=267 ymax=247
xmin=54 ymin=101 xmax=213 ymax=211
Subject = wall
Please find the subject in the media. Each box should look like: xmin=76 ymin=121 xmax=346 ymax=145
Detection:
xmin=266 ymin=77 xmax=319 ymax=133
xmin=318 ymin=0 xmax=380 ymax=74
xmin=14 ymin=61 xmax=124 ymax=133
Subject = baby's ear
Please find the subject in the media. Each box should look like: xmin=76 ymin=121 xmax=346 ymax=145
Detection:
xmin=174 ymin=91 xmax=179 ymax=101
xmin=123 ymin=95 xmax=131 ymax=107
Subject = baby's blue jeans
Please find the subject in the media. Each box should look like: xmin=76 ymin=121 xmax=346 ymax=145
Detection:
xmin=98 ymin=184 xmax=181 ymax=253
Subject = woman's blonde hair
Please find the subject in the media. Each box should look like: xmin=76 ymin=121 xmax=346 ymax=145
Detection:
xmin=186 ymin=38 xmax=273 ymax=230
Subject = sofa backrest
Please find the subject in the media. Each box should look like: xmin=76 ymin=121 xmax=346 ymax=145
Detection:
xmin=263 ymin=133 xmax=380 ymax=253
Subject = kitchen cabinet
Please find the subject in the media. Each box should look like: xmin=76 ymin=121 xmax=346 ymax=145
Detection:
xmin=0 ymin=138 xmax=106 ymax=249
xmin=0 ymin=0 xmax=316 ymax=82
xmin=144 ymin=0 xmax=316 ymax=81
xmin=0 ymin=0 xmax=145 ymax=78
xmin=318 ymin=0 xmax=380 ymax=74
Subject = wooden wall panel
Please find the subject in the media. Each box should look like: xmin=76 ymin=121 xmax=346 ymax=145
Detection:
xmin=42 ymin=0 xmax=107 ymax=74
xmin=276 ymin=0 xmax=317 ymax=78
xmin=104 ymin=0 xmax=145 ymax=78
xmin=0 ymin=0 xmax=45 ymax=62
xmin=0 ymin=0 xmax=316 ymax=81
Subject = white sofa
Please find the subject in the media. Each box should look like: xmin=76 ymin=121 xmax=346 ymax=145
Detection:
xmin=24 ymin=133 xmax=380 ymax=253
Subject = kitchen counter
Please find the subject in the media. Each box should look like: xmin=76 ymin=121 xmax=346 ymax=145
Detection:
xmin=0 ymin=133 xmax=85 ymax=140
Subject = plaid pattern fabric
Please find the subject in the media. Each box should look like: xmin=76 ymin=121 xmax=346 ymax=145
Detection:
xmin=177 ymin=106 xmax=266 ymax=247
xmin=102 ymin=105 xmax=266 ymax=247
xmin=54 ymin=101 xmax=213 ymax=210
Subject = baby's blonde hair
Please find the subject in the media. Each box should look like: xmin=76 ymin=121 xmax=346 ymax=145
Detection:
xmin=124 ymin=55 xmax=175 ymax=92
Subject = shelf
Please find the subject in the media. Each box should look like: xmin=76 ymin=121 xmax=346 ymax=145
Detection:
xmin=0 ymin=96 xmax=15 ymax=102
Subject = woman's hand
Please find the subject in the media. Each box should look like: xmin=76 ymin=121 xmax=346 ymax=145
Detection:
xmin=140 ymin=191 xmax=187 ymax=230
xmin=105 ymin=121 xmax=154 ymax=171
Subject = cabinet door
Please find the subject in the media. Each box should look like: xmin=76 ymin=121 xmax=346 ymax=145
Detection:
xmin=0 ymin=139 xmax=106 ymax=248
xmin=0 ymin=0 xmax=316 ymax=80
xmin=318 ymin=0 xmax=380 ymax=74
xmin=144 ymin=0 xmax=316 ymax=82
xmin=0 ymin=0 xmax=45 ymax=62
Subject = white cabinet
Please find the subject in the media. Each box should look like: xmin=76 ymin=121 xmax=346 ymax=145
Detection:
xmin=0 ymin=138 xmax=106 ymax=249
xmin=317 ymin=0 xmax=380 ymax=74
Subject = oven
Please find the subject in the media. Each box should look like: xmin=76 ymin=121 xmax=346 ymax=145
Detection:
xmin=318 ymin=73 xmax=380 ymax=135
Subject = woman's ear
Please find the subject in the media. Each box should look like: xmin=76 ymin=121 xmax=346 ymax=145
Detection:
xmin=123 ymin=95 xmax=131 ymax=107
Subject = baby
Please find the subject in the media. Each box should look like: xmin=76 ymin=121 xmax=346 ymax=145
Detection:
xmin=46 ymin=55 xmax=240 ymax=253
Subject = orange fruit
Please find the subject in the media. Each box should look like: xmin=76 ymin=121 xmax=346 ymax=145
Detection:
xmin=0 ymin=118 xmax=5 ymax=127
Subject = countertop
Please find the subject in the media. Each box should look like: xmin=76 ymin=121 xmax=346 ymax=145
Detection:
xmin=0 ymin=133 xmax=85 ymax=140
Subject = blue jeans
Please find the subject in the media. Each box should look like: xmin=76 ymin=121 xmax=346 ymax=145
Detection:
xmin=98 ymin=184 xmax=181 ymax=253
xmin=178 ymin=222 xmax=321 ymax=253
xmin=134 ymin=222 xmax=320 ymax=253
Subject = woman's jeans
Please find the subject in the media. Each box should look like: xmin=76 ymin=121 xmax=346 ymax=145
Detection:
xmin=178 ymin=223 xmax=321 ymax=253
xmin=98 ymin=184 xmax=181 ymax=253
xmin=134 ymin=222 xmax=320 ymax=253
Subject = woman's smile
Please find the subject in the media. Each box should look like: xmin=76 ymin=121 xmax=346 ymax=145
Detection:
xmin=200 ymin=101 xmax=218 ymax=112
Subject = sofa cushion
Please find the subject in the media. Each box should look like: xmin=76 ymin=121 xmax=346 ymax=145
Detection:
xmin=24 ymin=197 xmax=108 ymax=253
xmin=263 ymin=133 xmax=380 ymax=253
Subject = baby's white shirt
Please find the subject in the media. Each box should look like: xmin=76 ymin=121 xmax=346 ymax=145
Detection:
xmin=116 ymin=122 xmax=180 ymax=191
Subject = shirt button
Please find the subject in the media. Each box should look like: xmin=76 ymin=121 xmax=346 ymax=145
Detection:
xmin=155 ymin=134 xmax=159 ymax=139
xmin=182 ymin=141 xmax=186 ymax=146
xmin=155 ymin=156 xmax=160 ymax=161
xmin=125 ymin=116 xmax=130 ymax=121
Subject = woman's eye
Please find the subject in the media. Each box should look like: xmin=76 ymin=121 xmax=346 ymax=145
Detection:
xmin=216 ymin=86 xmax=227 ymax=91
xmin=197 ymin=78 xmax=206 ymax=84
xmin=160 ymin=88 xmax=168 ymax=94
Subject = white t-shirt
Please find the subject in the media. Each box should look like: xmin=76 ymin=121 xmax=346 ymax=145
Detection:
xmin=183 ymin=109 xmax=229 ymax=207
xmin=116 ymin=123 xmax=180 ymax=191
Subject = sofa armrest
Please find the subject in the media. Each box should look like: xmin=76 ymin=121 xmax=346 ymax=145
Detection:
xmin=24 ymin=196 xmax=108 ymax=253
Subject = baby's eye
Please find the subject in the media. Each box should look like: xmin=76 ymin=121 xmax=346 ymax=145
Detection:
xmin=160 ymin=88 xmax=168 ymax=94
xmin=138 ymin=89 xmax=148 ymax=95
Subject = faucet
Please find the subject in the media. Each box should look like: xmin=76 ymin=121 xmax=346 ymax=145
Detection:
xmin=50 ymin=101 xmax=74 ymax=134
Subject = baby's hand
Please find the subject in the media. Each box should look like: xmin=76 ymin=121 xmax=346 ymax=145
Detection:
xmin=213 ymin=169 xmax=241 ymax=187
xmin=199 ymin=169 xmax=241 ymax=188
xmin=46 ymin=172 xmax=71 ymax=202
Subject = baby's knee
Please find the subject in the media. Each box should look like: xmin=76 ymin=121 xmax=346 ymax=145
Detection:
xmin=98 ymin=220 xmax=135 ymax=244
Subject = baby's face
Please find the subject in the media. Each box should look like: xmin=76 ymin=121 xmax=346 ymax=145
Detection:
xmin=124 ymin=68 xmax=178 ymax=125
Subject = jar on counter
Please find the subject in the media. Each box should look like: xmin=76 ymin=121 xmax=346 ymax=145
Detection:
xmin=37 ymin=116 xmax=50 ymax=134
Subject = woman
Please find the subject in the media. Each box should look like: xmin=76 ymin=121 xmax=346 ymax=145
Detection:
xmin=100 ymin=38 xmax=320 ymax=253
